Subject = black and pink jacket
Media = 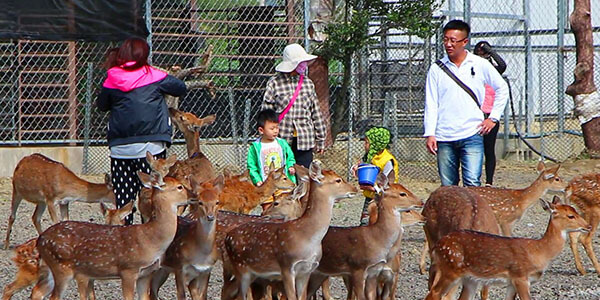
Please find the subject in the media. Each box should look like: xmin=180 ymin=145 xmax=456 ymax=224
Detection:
xmin=96 ymin=64 xmax=187 ymax=147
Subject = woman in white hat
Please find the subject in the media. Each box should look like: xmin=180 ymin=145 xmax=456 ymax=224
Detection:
xmin=261 ymin=43 xmax=327 ymax=168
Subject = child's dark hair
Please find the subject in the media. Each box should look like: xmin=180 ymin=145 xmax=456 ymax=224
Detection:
xmin=256 ymin=109 xmax=279 ymax=129
xmin=443 ymin=20 xmax=470 ymax=36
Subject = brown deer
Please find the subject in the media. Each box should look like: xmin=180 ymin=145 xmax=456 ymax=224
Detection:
xmin=224 ymin=161 xmax=357 ymax=300
xmin=139 ymin=151 xmax=179 ymax=222
xmin=421 ymin=185 xmax=501 ymax=300
xmin=467 ymin=161 xmax=566 ymax=236
xmin=147 ymin=175 xmax=224 ymax=300
xmin=2 ymin=202 xmax=134 ymax=300
xmin=4 ymin=153 xmax=115 ymax=249
xmin=306 ymin=174 xmax=422 ymax=300
xmin=425 ymin=196 xmax=591 ymax=300
xmin=565 ymin=173 xmax=600 ymax=275
xmin=139 ymin=109 xmax=216 ymax=222
xmin=35 ymin=173 xmax=196 ymax=300
xmin=218 ymin=165 xmax=296 ymax=214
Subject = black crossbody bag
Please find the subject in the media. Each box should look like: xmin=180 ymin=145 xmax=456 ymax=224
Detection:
xmin=435 ymin=60 xmax=480 ymax=109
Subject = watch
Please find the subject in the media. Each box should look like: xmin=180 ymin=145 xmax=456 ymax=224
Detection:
xmin=489 ymin=117 xmax=499 ymax=123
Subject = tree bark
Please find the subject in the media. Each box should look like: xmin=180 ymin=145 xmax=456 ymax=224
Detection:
xmin=566 ymin=0 xmax=600 ymax=155
xmin=308 ymin=57 xmax=334 ymax=147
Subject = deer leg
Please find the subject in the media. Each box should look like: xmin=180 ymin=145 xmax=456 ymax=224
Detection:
xmin=364 ymin=275 xmax=378 ymax=300
xmin=350 ymin=270 xmax=367 ymax=300
xmin=48 ymin=271 xmax=71 ymax=300
xmin=136 ymin=273 xmax=153 ymax=300
xmin=174 ymin=269 xmax=188 ymax=300
xmin=281 ymin=269 xmax=298 ymax=300
xmin=503 ymin=284 xmax=516 ymax=300
xmin=87 ymin=280 xmax=96 ymax=300
xmin=569 ymin=231 xmax=586 ymax=275
xmin=511 ymin=278 xmax=531 ymax=300
xmin=321 ymin=278 xmax=332 ymax=300
xmin=31 ymin=266 xmax=54 ymax=300
xmin=238 ymin=272 xmax=253 ymax=300
xmin=120 ymin=270 xmax=138 ymax=300
xmin=480 ymin=285 xmax=489 ymax=300
xmin=305 ymin=274 xmax=326 ymax=300
xmin=189 ymin=270 xmax=211 ymax=300
xmin=424 ymin=275 xmax=459 ymax=300
xmin=149 ymin=268 xmax=169 ymax=300
xmin=59 ymin=204 xmax=69 ymax=221
xmin=342 ymin=275 xmax=353 ymax=300
xmin=4 ymin=191 xmax=23 ymax=249
xmin=419 ymin=240 xmax=429 ymax=275
xmin=581 ymin=213 xmax=600 ymax=275
xmin=500 ymin=222 xmax=513 ymax=237
xmin=457 ymin=278 xmax=477 ymax=300
xmin=46 ymin=201 xmax=61 ymax=224
xmin=74 ymin=274 xmax=90 ymax=300
xmin=32 ymin=203 xmax=47 ymax=235
xmin=295 ymin=272 xmax=311 ymax=300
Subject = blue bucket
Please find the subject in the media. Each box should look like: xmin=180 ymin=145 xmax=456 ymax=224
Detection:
xmin=357 ymin=163 xmax=379 ymax=186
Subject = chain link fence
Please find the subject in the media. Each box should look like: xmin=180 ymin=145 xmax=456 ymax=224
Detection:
xmin=0 ymin=0 xmax=598 ymax=181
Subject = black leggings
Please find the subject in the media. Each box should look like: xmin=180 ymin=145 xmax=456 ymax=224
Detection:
xmin=110 ymin=151 xmax=166 ymax=225
xmin=483 ymin=121 xmax=500 ymax=185
xmin=291 ymin=138 xmax=313 ymax=168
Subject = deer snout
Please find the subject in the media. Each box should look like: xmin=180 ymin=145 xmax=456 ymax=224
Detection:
xmin=581 ymin=225 xmax=593 ymax=233
xmin=206 ymin=214 xmax=215 ymax=222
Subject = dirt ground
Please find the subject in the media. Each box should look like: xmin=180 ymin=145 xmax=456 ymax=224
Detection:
xmin=1 ymin=158 xmax=600 ymax=299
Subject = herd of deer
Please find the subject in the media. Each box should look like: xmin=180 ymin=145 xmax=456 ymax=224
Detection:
xmin=1 ymin=108 xmax=599 ymax=300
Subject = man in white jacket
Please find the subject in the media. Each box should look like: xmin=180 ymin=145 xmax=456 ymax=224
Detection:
xmin=424 ymin=20 xmax=509 ymax=186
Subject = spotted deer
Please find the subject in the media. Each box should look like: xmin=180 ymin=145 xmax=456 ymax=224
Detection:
xmin=425 ymin=196 xmax=591 ymax=300
xmin=147 ymin=175 xmax=223 ymax=300
xmin=306 ymin=174 xmax=422 ymax=300
xmin=139 ymin=108 xmax=216 ymax=222
xmin=224 ymin=161 xmax=357 ymax=300
xmin=4 ymin=153 xmax=115 ymax=249
xmin=565 ymin=173 xmax=600 ymax=275
xmin=35 ymin=173 xmax=196 ymax=300
xmin=2 ymin=202 xmax=134 ymax=300
xmin=467 ymin=161 xmax=566 ymax=236
xmin=421 ymin=186 xmax=501 ymax=300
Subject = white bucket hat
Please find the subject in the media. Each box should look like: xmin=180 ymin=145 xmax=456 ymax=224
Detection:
xmin=275 ymin=43 xmax=318 ymax=73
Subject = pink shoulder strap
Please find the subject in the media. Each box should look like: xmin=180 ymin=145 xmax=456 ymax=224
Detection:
xmin=278 ymin=74 xmax=304 ymax=122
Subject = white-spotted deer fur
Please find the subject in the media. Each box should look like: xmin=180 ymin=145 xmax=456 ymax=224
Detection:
xmin=35 ymin=173 xmax=196 ymax=300
xmin=425 ymin=196 xmax=591 ymax=300
xmin=4 ymin=153 xmax=115 ymax=249
xmin=139 ymin=109 xmax=216 ymax=222
xmin=565 ymin=173 xmax=600 ymax=275
xmin=2 ymin=202 xmax=134 ymax=300
xmin=306 ymin=174 xmax=422 ymax=300
xmin=467 ymin=161 xmax=566 ymax=236
xmin=218 ymin=166 xmax=295 ymax=214
xmin=421 ymin=186 xmax=500 ymax=300
xmin=148 ymin=175 xmax=224 ymax=300
xmin=225 ymin=161 xmax=357 ymax=300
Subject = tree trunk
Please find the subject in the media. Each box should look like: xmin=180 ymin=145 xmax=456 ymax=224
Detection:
xmin=566 ymin=0 xmax=600 ymax=155
xmin=308 ymin=57 xmax=334 ymax=147
xmin=330 ymin=56 xmax=352 ymax=141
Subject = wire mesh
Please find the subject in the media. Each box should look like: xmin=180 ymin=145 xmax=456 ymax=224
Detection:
xmin=0 ymin=0 xmax=598 ymax=181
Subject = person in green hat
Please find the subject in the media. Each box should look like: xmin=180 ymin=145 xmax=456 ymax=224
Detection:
xmin=353 ymin=126 xmax=399 ymax=225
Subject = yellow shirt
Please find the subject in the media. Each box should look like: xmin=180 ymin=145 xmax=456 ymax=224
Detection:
xmin=363 ymin=149 xmax=399 ymax=198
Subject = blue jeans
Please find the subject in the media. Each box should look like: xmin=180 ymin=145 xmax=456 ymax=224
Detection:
xmin=437 ymin=134 xmax=484 ymax=186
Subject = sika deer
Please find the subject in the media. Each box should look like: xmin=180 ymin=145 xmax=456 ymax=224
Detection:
xmin=467 ymin=161 xmax=566 ymax=236
xmin=421 ymin=185 xmax=500 ymax=300
xmin=219 ymin=165 xmax=296 ymax=214
xmin=4 ymin=153 xmax=115 ymax=249
xmin=148 ymin=175 xmax=224 ymax=300
xmin=225 ymin=161 xmax=357 ymax=300
xmin=140 ymin=152 xmax=179 ymax=222
xmin=425 ymin=196 xmax=591 ymax=300
xmin=2 ymin=202 xmax=134 ymax=300
xmin=565 ymin=173 xmax=600 ymax=275
xmin=306 ymin=174 xmax=422 ymax=300
xmin=35 ymin=173 xmax=196 ymax=300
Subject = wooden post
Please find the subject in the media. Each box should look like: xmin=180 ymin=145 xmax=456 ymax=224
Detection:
xmin=308 ymin=57 xmax=333 ymax=148
xmin=67 ymin=42 xmax=78 ymax=142
xmin=287 ymin=0 xmax=296 ymax=44
xmin=565 ymin=0 xmax=600 ymax=155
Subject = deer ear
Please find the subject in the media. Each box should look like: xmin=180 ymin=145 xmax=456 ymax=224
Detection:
xmin=213 ymin=175 xmax=224 ymax=192
xmin=104 ymin=173 xmax=113 ymax=189
xmin=552 ymin=195 xmax=562 ymax=204
xmin=309 ymin=160 xmax=324 ymax=183
xmin=146 ymin=151 xmax=156 ymax=164
xmin=138 ymin=171 xmax=159 ymax=189
xmin=540 ymin=198 xmax=555 ymax=212
xmin=375 ymin=172 xmax=389 ymax=190
xmin=536 ymin=160 xmax=546 ymax=173
xmin=292 ymin=180 xmax=308 ymax=200
xmin=268 ymin=161 xmax=276 ymax=173
xmin=100 ymin=202 xmax=109 ymax=216
xmin=201 ymin=114 xmax=217 ymax=126
xmin=165 ymin=154 xmax=178 ymax=167
xmin=118 ymin=201 xmax=135 ymax=219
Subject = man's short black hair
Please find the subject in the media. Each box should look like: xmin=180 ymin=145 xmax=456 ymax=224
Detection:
xmin=256 ymin=109 xmax=279 ymax=129
xmin=443 ymin=20 xmax=470 ymax=36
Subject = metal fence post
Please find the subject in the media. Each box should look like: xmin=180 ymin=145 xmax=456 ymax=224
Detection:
xmin=228 ymin=87 xmax=240 ymax=165
xmin=557 ymin=0 xmax=566 ymax=133
xmin=524 ymin=0 xmax=533 ymax=136
xmin=243 ymin=98 xmax=252 ymax=167
xmin=82 ymin=63 xmax=93 ymax=174
xmin=145 ymin=0 xmax=153 ymax=64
